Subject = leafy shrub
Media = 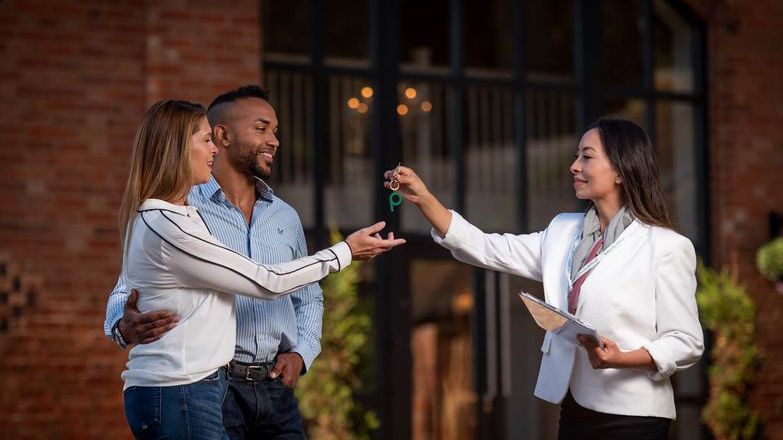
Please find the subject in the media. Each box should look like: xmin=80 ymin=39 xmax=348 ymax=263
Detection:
xmin=296 ymin=230 xmax=379 ymax=440
xmin=756 ymin=237 xmax=783 ymax=282
xmin=697 ymin=263 xmax=762 ymax=440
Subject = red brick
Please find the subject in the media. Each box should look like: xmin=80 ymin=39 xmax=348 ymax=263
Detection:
xmin=0 ymin=0 xmax=257 ymax=437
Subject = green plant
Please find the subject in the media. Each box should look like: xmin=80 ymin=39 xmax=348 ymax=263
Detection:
xmin=696 ymin=263 xmax=762 ymax=440
xmin=755 ymin=237 xmax=783 ymax=282
xmin=295 ymin=229 xmax=379 ymax=440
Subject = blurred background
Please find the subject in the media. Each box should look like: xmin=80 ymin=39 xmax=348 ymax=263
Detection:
xmin=1 ymin=0 xmax=782 ymax=438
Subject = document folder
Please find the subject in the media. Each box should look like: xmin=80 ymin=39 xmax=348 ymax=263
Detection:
xmin=518 ymin=291 xmax=603 ymax=348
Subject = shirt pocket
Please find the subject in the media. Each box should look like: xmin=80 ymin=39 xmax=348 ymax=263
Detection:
xmin=256 ymin=225 xmax=299 ymax=260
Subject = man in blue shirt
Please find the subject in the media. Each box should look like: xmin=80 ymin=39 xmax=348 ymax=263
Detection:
xmin=104 ymin=85 xmax=397 ymax=438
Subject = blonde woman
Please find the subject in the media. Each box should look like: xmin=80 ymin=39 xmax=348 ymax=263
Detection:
xmin=119 ymin=100 xmax=403 ymax=439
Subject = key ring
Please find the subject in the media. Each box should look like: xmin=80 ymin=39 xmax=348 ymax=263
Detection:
xmin=389 ymin=162 xmax=403 ymax=212
xmin=389 ymin=161 xmax=402 ymax=191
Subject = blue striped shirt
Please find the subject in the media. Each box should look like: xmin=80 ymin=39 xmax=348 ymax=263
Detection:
xmin=104 ymin=176 xmax=324 ymax=370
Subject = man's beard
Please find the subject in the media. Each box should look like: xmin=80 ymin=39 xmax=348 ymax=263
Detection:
xmin=244 ymin=151 xmax=271 ymax=180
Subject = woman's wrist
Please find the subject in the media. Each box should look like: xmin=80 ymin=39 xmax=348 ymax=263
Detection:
xmin=611 ymin=348 xmax=655 ymax=370
xmin=412 ymin=187 xmax=434 ymax=207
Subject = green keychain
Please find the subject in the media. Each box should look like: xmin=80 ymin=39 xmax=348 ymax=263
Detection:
xmin=389 ymin=162 xmax=403 ymax=212
xmin=389 ymin=192 xmax=402 ymax=212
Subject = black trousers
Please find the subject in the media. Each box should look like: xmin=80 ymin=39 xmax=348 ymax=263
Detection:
xmin=558 ymin=392 xmax=671 ymax=440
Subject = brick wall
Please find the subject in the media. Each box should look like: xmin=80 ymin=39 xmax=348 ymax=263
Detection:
xmin=144 ymin=1 xmax=261 ymax=104
xmin=0 ymin=0 xmax=260 ymax=438
xmin=686 ymin=0 xmax=783 ymax=437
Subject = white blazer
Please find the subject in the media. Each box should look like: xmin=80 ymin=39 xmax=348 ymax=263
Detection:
xmin=433 ymin=211 xmax=704 ymax=419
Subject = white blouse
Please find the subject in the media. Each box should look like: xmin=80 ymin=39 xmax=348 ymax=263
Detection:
xmin=120 ymin=199 xmax=351 ymax=389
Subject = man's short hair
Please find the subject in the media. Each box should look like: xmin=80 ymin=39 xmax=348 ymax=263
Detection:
xmin=208 ymin=84 xmax=272 ymax=111
xmin=207 ymin=85 xmax=272 ymax=126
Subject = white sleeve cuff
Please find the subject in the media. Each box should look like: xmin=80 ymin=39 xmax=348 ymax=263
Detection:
xmin=431 ymin=210 xmax=467 ymax=248
xmin=291 ymin=347 xmax=317 ymax=374
xmin=331 ymin=241 xmax=353 ymax=271
xmin=643 ymin=341 xmax=676 ymax=381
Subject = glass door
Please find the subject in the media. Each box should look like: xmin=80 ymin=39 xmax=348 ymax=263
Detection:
xmin=409 ymin=257 xmax=477 ymax=440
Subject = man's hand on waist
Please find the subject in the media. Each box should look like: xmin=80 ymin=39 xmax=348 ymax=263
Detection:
xmin=118 ymin=289 xmax=179 ymax=346
xmin=269 ymin=352 xmax=304 ymax=389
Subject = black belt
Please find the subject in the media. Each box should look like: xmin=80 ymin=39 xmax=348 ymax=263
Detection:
xmin=227 ymin=360 xmax=275 ymax=381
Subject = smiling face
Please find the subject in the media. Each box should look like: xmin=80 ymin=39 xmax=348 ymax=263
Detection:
xmin=225 ymin=98 xmax=279 ymax=180
xmin=570 ymin=128 xmax=622 ymax=203
xmin=189 ymin=116 xmax=217 ymax=185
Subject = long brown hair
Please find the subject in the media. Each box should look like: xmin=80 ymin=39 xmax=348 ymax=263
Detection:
xmin=587 ymin=117 xmax=676 ymax=229
xmin=119 ymin=100 xmax=206 ymax=260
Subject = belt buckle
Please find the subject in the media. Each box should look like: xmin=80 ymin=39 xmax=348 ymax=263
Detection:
xmin=244 ymin=364 xmax=266 ymax=381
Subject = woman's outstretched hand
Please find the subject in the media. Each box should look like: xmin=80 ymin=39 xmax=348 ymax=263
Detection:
xmin=383 ymin=165 xmax=430 ymax=204
xmin=344 ymin=221 xmax=406 ymax=260
xmin=382 ymin=165 xmax=452 ymax=237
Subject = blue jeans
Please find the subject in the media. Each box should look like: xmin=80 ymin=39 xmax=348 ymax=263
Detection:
xmin=222 ymin=375 xmax=306 ymax=440
xmin=124 ymin=368 xmax=229 ymax=440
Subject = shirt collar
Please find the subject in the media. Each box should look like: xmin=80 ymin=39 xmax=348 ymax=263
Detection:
xmin=138 ymin=198 xmax=194 ymax=215
xmin=199 ymin=176 xmax=223 ymax=201
xmin=254 ymin=178 xmax=275 ymax=201
xmin=200 ymin=175 xmax=275 ymax=203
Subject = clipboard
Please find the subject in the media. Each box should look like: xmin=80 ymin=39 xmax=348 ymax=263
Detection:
xmin=518 ymin=291 xmax=604 ymax=348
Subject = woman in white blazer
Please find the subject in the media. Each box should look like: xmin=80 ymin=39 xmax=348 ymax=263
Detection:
xmin=384 ymin=118 xmax=703 ymax=439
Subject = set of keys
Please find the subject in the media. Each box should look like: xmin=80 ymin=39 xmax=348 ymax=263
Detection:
xmin=389 ymin=162 xmax=403 ymax=212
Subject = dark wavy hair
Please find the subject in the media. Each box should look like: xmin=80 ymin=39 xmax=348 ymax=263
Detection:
xmin=586 ymin=117 xmax=675 ymax=229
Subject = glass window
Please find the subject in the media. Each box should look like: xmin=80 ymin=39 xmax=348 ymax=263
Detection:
xmin=263 ymin=1 xmax=707 ymax=435
xmin=526 ymin=90 xmax=581 ymax=230
xmin=266 ymin=69 xmax=315 ymax=227
xmin=465 ymin=0 xmax=514 ymax=77
xmin=653 ymin=0 xmax=695 ymax=93
xmin=398 ymin=80 xmax=455 ymax=233
xmin=400 ymin=0 xmax=451 ymax=74
xmin=464 ymin=84 xmax=517 ymax=232
xmin=656 ymin=100 xmax=698 ymax=241
xmin=604 ymin=96 xmax=648 ymax=129
xmin=602 ymin=0 xmax=643 ymax=88
xmin=525 ymin=0 xmax=574 ymax=82
xmin=325 ymin=0 xmax=370 ymax=67
xmin=324 ymin=75 xmax=374 ymax=228
xmin=410 ymin=259 xmax=476 ymax=440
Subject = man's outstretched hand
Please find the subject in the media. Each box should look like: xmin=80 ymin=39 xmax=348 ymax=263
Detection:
xmin=118 ymin=289 xmax=179 ymax=345
xmin=344 ymin=221 xmax=406 ymax=261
